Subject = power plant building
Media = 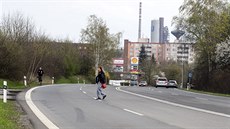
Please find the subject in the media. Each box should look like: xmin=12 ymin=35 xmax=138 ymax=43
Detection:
xmin=151 ymin=20 xmax=160 ymax=43
xmin=151 ymin=17 xmax=168 ymax=43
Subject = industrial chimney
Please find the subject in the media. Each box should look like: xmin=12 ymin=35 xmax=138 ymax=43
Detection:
xmin=138 ymin=2 xmax=142 ymax=39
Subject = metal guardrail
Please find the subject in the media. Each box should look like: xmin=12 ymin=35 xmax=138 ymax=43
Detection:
xmin=0 ymin=89 xmax=22 ymax=100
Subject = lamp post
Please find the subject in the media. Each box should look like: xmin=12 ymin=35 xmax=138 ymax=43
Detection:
xmin=171 ymin=29 xmax=185 ymax=88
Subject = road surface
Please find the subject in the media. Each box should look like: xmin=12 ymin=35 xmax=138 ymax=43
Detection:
xmin=25 ymin=84 xmax=230 ymax=129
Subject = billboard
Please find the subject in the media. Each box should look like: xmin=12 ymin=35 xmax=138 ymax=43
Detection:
xmin=113 ymin=66 xmax=123 ymax=72
xmin=113 ymin=59 xmax=124 ymax=65
xmin=113 ymin=58 xmax=124 ymax=72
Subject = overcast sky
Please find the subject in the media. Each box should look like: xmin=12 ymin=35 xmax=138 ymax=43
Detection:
xmin=1 ymin=0 xmax=184 ymax=45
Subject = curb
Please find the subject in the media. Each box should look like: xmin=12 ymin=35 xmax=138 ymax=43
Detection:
xmin=16 ymin=88 xmax=48 ymax=129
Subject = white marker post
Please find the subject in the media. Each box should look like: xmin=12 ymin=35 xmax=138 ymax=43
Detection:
xmin=3 ymin=81 xmax=7 ymax=103
xmin=187 ymin=83 xmax=190 ymax=91
xmin=83 ymin=80 xmax=85 ymax=84
xmin=52 ymin=77 xmax=54 ymax=84
xmin=24 ymin=76 xmax=27 ymax=87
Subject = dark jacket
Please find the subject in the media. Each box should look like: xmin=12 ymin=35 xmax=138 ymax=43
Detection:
xmin=37 ymin=69 xmax=44 ymax=76
xmin=96 ymin=71 xmax=106 ymax=84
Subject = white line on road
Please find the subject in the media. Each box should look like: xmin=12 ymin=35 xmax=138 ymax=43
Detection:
xmin=116 ymin=87 xmax=230 ymax=118
xmin=25 ymin=86 xmax=59 ymax=129
xmin=196 ymin=97 xmax=208 ymax=101
xmin=83 ymin=91 xmax=87 ymax=94
xmin=123 ymin=109 xmax=144 ymax=116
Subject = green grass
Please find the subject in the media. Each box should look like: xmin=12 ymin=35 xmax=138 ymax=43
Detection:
xmin=0 ymin=101 xmax=22 ymax=129
xmin=56 ymin=76 xmax=91 ymax=84
xmin=0 ymin=75 xmax=94 ymax=89
xmin=0 ymin=79 xmax=25 ymax=89
xmin=184 ymin=88 xmax=230 ymax=97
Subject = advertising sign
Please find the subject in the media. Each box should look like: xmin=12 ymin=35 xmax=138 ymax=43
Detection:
xmin=131 ymin=57 xmax=139 ymax=65
xmin=113 ymin=59 xmax=124 ymax=65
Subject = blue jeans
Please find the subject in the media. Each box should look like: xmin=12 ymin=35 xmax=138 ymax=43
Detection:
xmin=97 ymin=83 xmax=105 ymax=98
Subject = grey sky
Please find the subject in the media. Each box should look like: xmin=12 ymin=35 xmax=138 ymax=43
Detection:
xmin=1 ymin=0 xmax=184 ymax=45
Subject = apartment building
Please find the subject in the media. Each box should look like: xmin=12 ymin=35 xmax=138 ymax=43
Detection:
xmin=123 ymin=39 xmax=195 ymax=72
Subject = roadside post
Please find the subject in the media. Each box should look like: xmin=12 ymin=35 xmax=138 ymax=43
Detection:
xmin=52 ymin=77 xmax=54 ymax=84
xmin=83 ymin=80 xmax=85 ymax=84
xmin=187 ymin=83 xmax=190 ymax=90
xmin=77 ymin=78 xmax=79 ymax=84
xmin=187 ymin=72 xmax=192 ymax=90
xmin=3 ymin=81 xmax=7 ymax=103
xmin=24 ymin=76 xmax=27 ymax=87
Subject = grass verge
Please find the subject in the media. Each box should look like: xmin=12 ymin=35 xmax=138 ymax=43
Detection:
xmin=0 ymin=101 xmax=23 ymax=129
xmin=56 ymin=76 xmax=92 ymax=84
xmin=0 ymin=79 xmax=25 ymax=89
xmin=184 ymin=88 xmax=230 ymax=97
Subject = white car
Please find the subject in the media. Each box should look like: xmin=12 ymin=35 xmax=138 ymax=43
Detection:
xmin=139 ymin=81 xmax=147 ymax=86
xmin=168 ymin=80 xmax=178 ymax=88
xmin=156 ymin=77 xmax=168 ymax=88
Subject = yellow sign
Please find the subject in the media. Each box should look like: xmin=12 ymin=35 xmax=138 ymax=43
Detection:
xmin=131 ymin=57 xmax=138 ymax=64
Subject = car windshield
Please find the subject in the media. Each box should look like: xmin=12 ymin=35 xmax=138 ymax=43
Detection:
xmin=158 ymin=79 xmax=167 ymax=81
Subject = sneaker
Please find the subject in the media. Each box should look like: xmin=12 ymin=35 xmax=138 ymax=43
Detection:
xmin=103 ymin=95 xmax=106 ymax=100
xmin=95 ymin=97 xmax=101 ymax=100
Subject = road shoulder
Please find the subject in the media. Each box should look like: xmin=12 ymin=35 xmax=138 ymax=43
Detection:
xmin=16 ymin=88 xmax=48 ymax=129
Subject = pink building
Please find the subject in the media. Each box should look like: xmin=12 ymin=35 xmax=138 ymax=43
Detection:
xmin=123 ymin=39 xmax=195 ymax=72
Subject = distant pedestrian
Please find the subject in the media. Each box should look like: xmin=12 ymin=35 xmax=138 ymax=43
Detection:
xmin=37 ymin=67 xmax=44 ymax=85
xmin=95 ymin=66 xmax=106 ymax=100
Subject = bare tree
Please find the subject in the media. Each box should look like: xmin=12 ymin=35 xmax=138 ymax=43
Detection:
xmin=80 ymin=15 xmax=119 ymax=75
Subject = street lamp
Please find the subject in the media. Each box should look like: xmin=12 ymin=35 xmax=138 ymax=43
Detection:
xmin=171 ymin=29 xmax=185 ymax=88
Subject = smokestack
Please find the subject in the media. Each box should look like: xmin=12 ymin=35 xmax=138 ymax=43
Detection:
xmin=138 ymin=2 xmax=142 ymax=39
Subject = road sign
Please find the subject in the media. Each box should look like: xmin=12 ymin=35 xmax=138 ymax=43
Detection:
xmin=131 ymin=57 xmax=139 ymax=65
xmin=188 ymin=72 xmax=192 ymax=78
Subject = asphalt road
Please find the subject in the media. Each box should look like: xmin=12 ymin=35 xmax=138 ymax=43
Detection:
xmin=25 ymin=84 xmax=230 ymax=129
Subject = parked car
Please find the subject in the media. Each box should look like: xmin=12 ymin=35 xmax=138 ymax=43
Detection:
xmin=156 ymin=77 xmax=168 ymax=88
xmin=168 ymin=80 xmax=178 ymax=88
xmin=130 ymin=80 xmax=138 ymax=86
xmin=139 ymin=81 xmax=147 ymax=86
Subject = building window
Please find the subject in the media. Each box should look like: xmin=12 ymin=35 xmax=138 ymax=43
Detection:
xmin=130 ymin=52 xmax=133 ymax=56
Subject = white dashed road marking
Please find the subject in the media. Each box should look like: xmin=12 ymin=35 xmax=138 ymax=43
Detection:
xmin=116 ymin=87 xmax=230 ymax=118
xmin=196 ymin=97 xmax=208 ymax=101
xmin=124 ymin=109 xmax=144 ymax=116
